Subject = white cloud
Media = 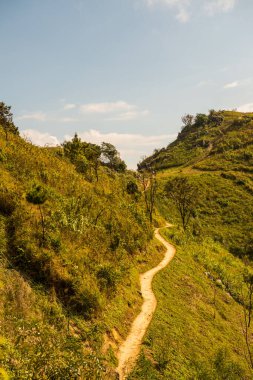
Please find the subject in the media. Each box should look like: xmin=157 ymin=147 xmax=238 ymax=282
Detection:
xmin=64 ymin=103 xmax=77 ymax=110
xmin=176 ymin=7 xmax=190 ymax=22
xmin=237 ymin=103 xmax=253 ymax=113
xmin=21 ymin=129 xmax=60 ymax=146
xmin=205 ymin=0 xmax=236 ymax=15
xmin=223 ymin=81 xmax=239 ymax=89
xmin=107 ymin=109 xmax=150 ymax=121
xmin=16 ymin=112 xmax=47 ymax=121
xmin=142 ymin=0 xmax=236 ymax=21
xmin=80 ymin=101 xmax=136 ymax=114
xmin=143 ymin=0 xmax=191 ymax=22
xmin=58 ymin=117 xmax=79 ymax=123
xmin=79 ymin=101 xmax=149 ymax=121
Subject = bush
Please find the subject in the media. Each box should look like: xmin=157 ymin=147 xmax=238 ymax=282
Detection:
xmin=70 ymin=288 xmax=101 ymax=318
xmin=0 ymin=188 xmax=17 ymax=216
xmin=97 ymin=265 xmax=119 ymax=293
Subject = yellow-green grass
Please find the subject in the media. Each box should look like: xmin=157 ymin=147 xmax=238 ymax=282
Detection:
xmin=129 ymin=228 xmax=251 ymax=379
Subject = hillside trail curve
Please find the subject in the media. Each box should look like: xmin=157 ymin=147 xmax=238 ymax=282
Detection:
xmin=116 ymin=224 xmax=176 ymax=380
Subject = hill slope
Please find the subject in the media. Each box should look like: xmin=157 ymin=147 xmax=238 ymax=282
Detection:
xmin=0 ymin=126 xmax=165 ymax=379
xmin=130 ymin=110 xmax=253 ymax=379
xmin=139 ymin=110 xmax=253 ymax=257
xmin=139 ymin=110 xmax=253 ymax=174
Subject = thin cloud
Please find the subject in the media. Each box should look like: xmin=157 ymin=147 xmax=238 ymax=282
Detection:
xmin=21 ymin=129 xmax=60 ymax=146
xmin=79 ymin=101 xmax=149 ymax=121
xmin=64 ymin=103 xmax=77 ymax=110
xmin=205 ymin=0 xmax=236 ymax=15
xmin=80 ymin=101 xmax=136 ymax=114
xmin=223 ymin=81 xmax=239 ymax=89
xmin=143 ymin=0 xmax=191 ymax=22
xmin=237 ymin=103 xmax=253 ymax=113
xmin=176 ymin=7 xmax=190 ymax=22
xmin=15 ymin=101 xmax=149 ymax=125
xmin=58 ymin=117 xmax=79 ymax=123
xmin=107 ymin=109 xmax=150 ymax=121
xmin=142 ymin=0 xmax=236 ymax=21
xmin=16 ymin=112 xmax=47 ymax=121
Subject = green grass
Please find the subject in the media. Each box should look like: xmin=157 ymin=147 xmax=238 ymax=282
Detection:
xmin=0 ymin=126 xmax=165 ymax=378
xmin=132 ymin=110 xmax=253 ymax=379
xmin=129 ymin=227 xmax=251 ymax=379
xmin=139 ymin=110 xmax=253 ymax=173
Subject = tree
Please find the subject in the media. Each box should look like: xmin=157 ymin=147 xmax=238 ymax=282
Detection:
xmin=165 ymin=177 xmax=197 ymax=230
xmin=62 ymin=134 xmax=101 ymax=181
xmin=139 ymin=170 xmax=157 ymax=223
xmin=84 ymin=143 xmax=101 ymax=181
xmin=100 ymin=142 xmax=126 ymax=172
xmin=194 ymin=113 xmax=208 ymax=128
xmin=0 ymin=102 xmax=19 ymax=141
xmin=181 ymin=114 xmax=194 ymax=130
xmin=208 ymin=109 xmax=223 ymax=126
xmin=62 ymin=133 xmax=82 ymax=163
xmin=26 ymin=184 xmax=48 ymax=244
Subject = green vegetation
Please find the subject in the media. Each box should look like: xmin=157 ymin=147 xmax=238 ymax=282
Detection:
xmin=0 ymin=103 xmax=164 ymax=378
xmin=131 ymin=109 xmax=253 ymax=378
xmin=139 ymin=110 xmax=253 ymax=173
xmin=2 ymin=103 xmax=253 ymax=378
xmin=129 ymin=228 xmax=252 ymax=379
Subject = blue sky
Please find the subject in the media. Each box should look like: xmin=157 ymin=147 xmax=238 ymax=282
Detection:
xmin=1 ymin=0 xmax=253 ymax=168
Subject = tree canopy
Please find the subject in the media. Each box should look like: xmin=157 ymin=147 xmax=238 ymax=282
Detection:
xmin=100 ymin=142 xmax=126 ymax=172
xmin=0 ymin=101 xmax=19 ymax=140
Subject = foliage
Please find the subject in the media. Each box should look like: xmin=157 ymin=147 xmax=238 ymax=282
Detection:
xmin=139 ymin=170 xmax=157 ymax=223
xmin=134 ymin=109 xmax=253 ymax=378
xmin=181 ymin=113 xmax=194 ymax=130
xmin=129 ymin=227 xmax=251 ymax=379
xmin=0 ymin=120 xmax=159 ymax=378
xmin=0 ymin=102 xmax=19 ymax=141
xmin=138 ymin=110 xmax=253 ymax=171
xmin=101 ymin=142 xmax=126 ymax=172
xmin=164 ymin=176 xmax=198 ymax=230
xmin=26 ymin=184 xmax=48 ymax=205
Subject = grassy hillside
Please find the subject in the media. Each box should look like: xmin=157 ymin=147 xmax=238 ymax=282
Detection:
xmin=131 ymin=110 xmax=253 ymax=378
xmin=2 ymin=107 xmax=253 ymax=379
xmin=139 ymin=110 xmax=253 ymax=173
xmin=139 ymin=110 xmax=253 ymax=258
xmin=0 ymin=126 xmax=165 ymax=379
xmin=129 ymin=227 xmax=252 ymax=379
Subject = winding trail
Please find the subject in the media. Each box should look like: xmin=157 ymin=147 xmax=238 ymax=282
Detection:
xmin=116 ymin=225 xmax=176 ymax=379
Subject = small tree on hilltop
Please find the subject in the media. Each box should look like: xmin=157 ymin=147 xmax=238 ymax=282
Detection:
xmin=0 ymin=102 xmax=19 ymax=141
xmin=165 ymin=177 xmax=198 ymax=231
xmin=181 ymin=114 xmax=194 ymax=130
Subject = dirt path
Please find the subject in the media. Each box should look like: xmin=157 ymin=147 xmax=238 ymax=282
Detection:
xmin=116 ymin=225 xmax=176 ymax=379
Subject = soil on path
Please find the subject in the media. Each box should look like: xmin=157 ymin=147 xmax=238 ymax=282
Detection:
xmin=116 ymin=225 xmax=176 ymax=379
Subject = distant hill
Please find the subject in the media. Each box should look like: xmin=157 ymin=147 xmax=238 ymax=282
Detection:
xmin=139 ymin=110 xmax=253 ymax=174
xmin=138 ymin=110 xmax=253 ymax=257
